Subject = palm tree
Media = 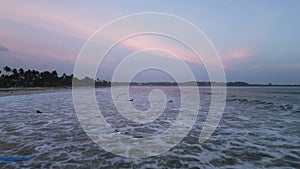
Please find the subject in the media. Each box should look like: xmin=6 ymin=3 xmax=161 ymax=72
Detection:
xmin=18 ymin=68 xmax=24 ymax=75
xmin=18 ymin=68 xmax=24 ymax=80
xmin=4 ymin=66 xmax=11 ymax=76
xmin=11 ymin=68 xmax=19 ymax=87
xmin=12 ymin=68 xmax=18 ymax=76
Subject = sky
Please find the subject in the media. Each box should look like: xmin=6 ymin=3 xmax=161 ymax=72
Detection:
xmin=0 ymin=0 xmax=299 ymax=84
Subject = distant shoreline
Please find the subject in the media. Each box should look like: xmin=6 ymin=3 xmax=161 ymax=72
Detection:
xmin=0 ymin=87 xmax=69 ymax=91
xmin=0 ymin=86 xmax=113 ymax=97
xmin=112 ymin=82 xmax=300 ymax=87
xmin=0 ymin=87 xmax=71 ymax=97
xmin=1 ymin=85 xmax=299 ymax=97
xmin=1 ymin=83 xmax=300 ymax=92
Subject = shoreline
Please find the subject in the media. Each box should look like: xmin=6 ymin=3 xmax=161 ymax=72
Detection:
xmin=1 ymin=85 xmax=299 ymax=98
xmin=0 ymin=86 xmax=110 ymax=97
xmin=0 ymin=87 xmax=71 ymax=97
xmin=0 ymin=87 xmax=71 ymax=91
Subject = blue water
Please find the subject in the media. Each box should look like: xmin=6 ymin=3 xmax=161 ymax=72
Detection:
xmin=0 ymin=87 xmax=299 ymax=168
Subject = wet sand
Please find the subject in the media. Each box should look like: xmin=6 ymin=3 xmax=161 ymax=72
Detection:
xmin=0 ymin=87 xmax=71 ymax=97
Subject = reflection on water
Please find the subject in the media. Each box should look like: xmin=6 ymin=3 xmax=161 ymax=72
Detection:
xmin=0 ymin=87 xmax=299 ymax=168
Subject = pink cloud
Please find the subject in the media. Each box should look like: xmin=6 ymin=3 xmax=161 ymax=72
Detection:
xmin=123 ymin=36 xmax=201 ymax=63
xmin=0 ymin=1 xmax=127 ymax=67
xmin=231 ymin=51 xmax=246 ymax=59
xmin=0 ymin=29 xmax=75 ymax=62
xmin=111 ymin=35 xmax=225 ymax=70
xmin=0 ymin=1 xmax=120 ymax=40
xmin=0 ymin=2 xmax=225 ymax=70
xmin=220 ymin=49 xmax=253 ymax=69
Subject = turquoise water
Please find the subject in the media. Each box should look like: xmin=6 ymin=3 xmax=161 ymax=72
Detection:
xmin=0 ymin=87 xmax=299 ymax=168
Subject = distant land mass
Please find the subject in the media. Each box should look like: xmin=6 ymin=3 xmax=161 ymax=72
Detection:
xmin=0 ymin=66 xmax=299 ymax=88
xmin=115 ymin=81 xmax=300 ymax=87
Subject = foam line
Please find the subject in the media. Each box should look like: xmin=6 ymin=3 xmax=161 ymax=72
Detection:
xmin=83 ymin=130 xmax=108 ymax=135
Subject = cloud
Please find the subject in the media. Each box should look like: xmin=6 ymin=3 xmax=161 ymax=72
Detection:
xmin=220 ymin=49 xmax=253 ymax=70
xmin=0 ymin=1 xmax=120 ymax=40
xmin=0 ymin=1 xmax=122 ymax=66
xmin=0 ymin=1 xmax=226 ymax=72
xmin=0 ymin=45 xmax=9 ymax=52
xmin=94 ymin=29 xmax=224 ymax=70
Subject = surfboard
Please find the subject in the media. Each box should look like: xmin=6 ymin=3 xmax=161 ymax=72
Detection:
xmin=0 ymin=156 xmax=31 ymax=162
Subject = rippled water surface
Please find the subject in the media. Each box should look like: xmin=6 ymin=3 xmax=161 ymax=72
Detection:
xmin=0 ymin=87 xmax=299 ymax=168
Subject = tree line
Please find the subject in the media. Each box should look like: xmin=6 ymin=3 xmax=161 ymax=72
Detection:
xmin=0 ymin=66 xmax=111 ymax=88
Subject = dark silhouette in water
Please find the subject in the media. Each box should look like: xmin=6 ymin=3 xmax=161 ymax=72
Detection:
xmin=36 ymin=110 xmax=43 ymax=114
xmin=129 ymin=99 xmax=133 ymax=102
xmin=114 ymin=128 xmax=129 ymax=135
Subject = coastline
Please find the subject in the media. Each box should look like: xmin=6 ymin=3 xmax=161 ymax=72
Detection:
xmin=1 ymin=85 xmax=299 ymax=98
xmin=0 ymin=86 xmax=111 ymax=97
xmin=0 ymin=87 xmax=71 ymax=97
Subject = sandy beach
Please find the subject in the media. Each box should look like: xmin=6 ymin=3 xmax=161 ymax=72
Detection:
xmin=0 ymin=87 xmax=71 ymax=97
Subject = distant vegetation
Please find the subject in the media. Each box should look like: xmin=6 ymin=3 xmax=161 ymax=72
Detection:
xmin=0 ymin=66 xmax=111 ymax=88
xmin=0 ymin=66 xmax=298 ymax=88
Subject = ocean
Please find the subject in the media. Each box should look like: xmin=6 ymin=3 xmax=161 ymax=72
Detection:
xmin=0 ymin=86 xmax=299 ymax=168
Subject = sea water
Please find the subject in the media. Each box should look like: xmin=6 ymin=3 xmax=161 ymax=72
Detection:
xmin=0 ymin=87 xmax=299 ymax=168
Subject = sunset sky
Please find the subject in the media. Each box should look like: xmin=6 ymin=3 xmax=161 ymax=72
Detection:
xmin=0 ymin=0 xmax=299 ymax=84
